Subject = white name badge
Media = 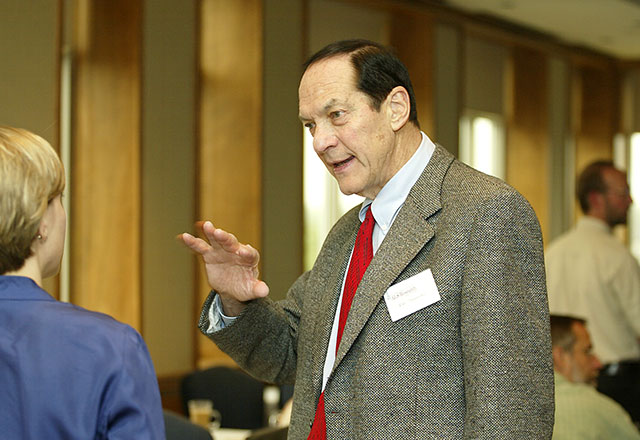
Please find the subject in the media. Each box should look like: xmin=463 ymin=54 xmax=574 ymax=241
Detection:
xmin=384 ymin=269 xmax=441 ymax=322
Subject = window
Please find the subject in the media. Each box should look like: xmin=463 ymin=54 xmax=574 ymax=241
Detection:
xmin=459 ymin=111 xmax=506 ymax=179
xmin=625 ymin=132 xmax=640 ymax=260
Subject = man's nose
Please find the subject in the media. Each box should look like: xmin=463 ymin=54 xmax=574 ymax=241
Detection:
xmin=313 ymin=123 xmax=338 ymax=154
xmin=592 ymin=355 xmax=602 ymax=370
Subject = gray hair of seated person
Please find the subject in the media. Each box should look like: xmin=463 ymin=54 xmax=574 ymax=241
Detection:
xmin=549 ymin=315 xmax=587 ymax=352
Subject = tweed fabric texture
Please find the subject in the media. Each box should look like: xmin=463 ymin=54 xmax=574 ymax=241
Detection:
xmin=200 ymin=144 xmax=555 ymax=439
xmin=308 ymin=206 xmax=374 ymax=439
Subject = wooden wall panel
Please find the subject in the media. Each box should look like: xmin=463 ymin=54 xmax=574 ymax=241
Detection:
xmin=142 ymin=0 xmax=197 ymax=376
xmin=70 ymin=0 xmax=142 ymax=329
xmin=572 ymin=63 xmax=620 ymax=174
xmin=389 ymin=10 xmax=435 ymax=135
xmin=506 ymin=47 xmax=550 ymax=241
xmin=570 ymin=62 xmax=620 ymax=224
xmin=198 ymin=0 xmax=263 ymax=367
xmin=262 ymin=0 xmax=304 ymax=302
xmin=0 ymin=0 xmax=61 ymax=298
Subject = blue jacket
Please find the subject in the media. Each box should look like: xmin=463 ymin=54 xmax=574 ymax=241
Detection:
xmin=0 ymin=276 xmax=165 ymax=439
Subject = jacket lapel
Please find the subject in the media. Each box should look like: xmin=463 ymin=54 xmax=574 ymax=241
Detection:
xmin=332 ymin=144 xmax=455 ymax=372
xmin=306 ymin=212 xmax=359 ymax=394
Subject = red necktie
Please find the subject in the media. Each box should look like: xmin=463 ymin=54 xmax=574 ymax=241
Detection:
xmin=307 ymin=207 xmax=375 ymax=440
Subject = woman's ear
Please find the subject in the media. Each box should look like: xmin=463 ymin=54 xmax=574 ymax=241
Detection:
xmin=386 ymin=86 xmax=412 ymax=131
xmin=37 ymin=217 xmax=49 ymax=243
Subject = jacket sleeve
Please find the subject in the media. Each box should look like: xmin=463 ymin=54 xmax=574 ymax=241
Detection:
xmin=198 ymin=270 xmax=312 ymax=385
xmin=460 ymin=188 xmax=555 ymax=439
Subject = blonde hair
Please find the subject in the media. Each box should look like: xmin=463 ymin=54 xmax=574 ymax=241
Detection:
xmin=0 ymin=126 xmax=65 ymax=274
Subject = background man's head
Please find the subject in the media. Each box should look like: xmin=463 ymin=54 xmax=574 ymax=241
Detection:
xmin=302 ymin=39 xmax=419 ymax=128
xmin=576 ymin=160 xmax=632 ymax=227
xmin=550 ymin=315 xmax=602 ymax=385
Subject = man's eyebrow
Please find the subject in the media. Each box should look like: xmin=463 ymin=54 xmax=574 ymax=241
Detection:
xmin=322 ymin=98 xmax=340 ymax=112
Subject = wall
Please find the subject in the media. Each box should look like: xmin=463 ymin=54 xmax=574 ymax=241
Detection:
xmin=142 ymin=0 xmax=197 ymax=375
xmin=262 ymin=0 xmax=305 ymax=301
xmin=0 ymin=1 xmax=60 ymax=297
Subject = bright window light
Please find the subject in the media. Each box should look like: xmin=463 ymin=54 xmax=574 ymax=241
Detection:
xmin=628 ymin=132 xmax=640 ymax=260
xmin=459 ymin=111 xmax=505 ymax=179
xmin=472 ymin=117 xmax=495 ymax=175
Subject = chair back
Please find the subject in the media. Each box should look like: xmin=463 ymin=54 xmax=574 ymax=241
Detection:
xmin=181 ymin=366 xmax=265 ymax=430
xmin=164 ymin=409 xmax=212 ymax=440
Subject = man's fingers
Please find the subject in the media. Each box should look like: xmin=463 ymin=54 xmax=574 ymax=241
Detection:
xmin=252 ymin=280 xmax=269 ymax=298
xmin=206 ymin=227 xmax=243 ymax=255
xmin=178 ymin=232 xmax=212 ymax=255
xmin=237 ymin=243 xmax=260 ymax=265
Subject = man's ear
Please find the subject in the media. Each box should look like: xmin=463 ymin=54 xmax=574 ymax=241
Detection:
xmin=587 ymin=190 xmax=604 ymax=212
xmin=386 ymin=86 xmax=411 ymax=131
xmin=552 ymin=346 xmax=570 ymax=375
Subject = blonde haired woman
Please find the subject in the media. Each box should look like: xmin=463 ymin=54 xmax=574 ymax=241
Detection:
xmin=0 ymin=126 xmax=164 ymax=439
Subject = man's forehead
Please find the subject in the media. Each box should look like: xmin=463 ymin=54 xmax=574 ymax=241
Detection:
xmin=603 ymin=167 xmax=628 ymax=185
xmin=298 ymin=58 xmax=359 ymax=117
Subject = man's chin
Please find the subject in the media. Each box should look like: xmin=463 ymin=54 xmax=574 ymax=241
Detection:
xmin=336 ymin=182 xmax=360 ymax=197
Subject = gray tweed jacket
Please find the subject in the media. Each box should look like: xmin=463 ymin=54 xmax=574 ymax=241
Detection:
xmin=200 ymin=144 xmax=554 ymax=439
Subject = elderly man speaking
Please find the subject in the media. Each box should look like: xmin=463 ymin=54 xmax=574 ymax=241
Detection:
xmin=181 ymin=39 xmax=554 ymax=439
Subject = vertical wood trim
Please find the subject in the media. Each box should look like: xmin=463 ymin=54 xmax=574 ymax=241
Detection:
xmin=43 ymin=0 xmax=64 ymax=300
xmin=141 ymin=0 xmax=197 ymax=375
xmin=506 ymin=47 xmax=550 ymax=241
xmin=0 ymin=0 xmax=62 ymax=297
xmin=389 ymin=10 xmax=435 ymax=136
xmin=71 ymin=0 xmax=142 ymax=329
xmin=434 ymin=23 xmax=462 ymax=156
xmin=262 ymin=0 xmax=305 ymax=302
xmin=570 ymin=61 xmax=620 ymax=224
xmin=573 ymin=63 xmax=620 ymax=173
xmin=198 ymin=0 xmax=263 ymax=367
xmin=547 ymin=57 xmax=573 ymax=241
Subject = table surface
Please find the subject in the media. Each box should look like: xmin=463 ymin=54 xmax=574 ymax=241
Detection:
xmin=210 ymin=427 xmax=252 ymax=440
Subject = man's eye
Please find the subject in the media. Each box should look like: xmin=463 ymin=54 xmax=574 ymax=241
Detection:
xmin=330 ymin=111 xmax=344 ymax=119
xmin=304 ymin=123 xmax=315 ymax=136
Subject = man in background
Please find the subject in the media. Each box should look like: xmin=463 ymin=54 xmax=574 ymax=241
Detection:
xmin=546 ymin=160 xmax=640 ymax=423
xmin=550 ymin=315 xmax=640 ymax=438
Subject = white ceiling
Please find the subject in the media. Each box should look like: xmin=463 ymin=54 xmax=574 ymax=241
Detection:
xmin=442 ymin=0 xmax=640 ymax=60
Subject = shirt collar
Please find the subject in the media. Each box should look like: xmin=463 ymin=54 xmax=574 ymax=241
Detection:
xmin=0 ymin=275 xmax=52 ymax=301
xmin=576 ymin=215 xmax=611 ymax=234
xmin=359 ymin=131 xmax=435 ymax=230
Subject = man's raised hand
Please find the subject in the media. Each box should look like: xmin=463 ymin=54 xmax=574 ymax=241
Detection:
xmin=179 ymin=221 xmax=269 ymax=315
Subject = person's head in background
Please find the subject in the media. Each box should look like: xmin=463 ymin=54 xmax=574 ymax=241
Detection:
xmin=550 ymin=315 xmax=602 ymax=386
xmin=577 ymin=160 xmax=632 ymax=228
xmin=0 ymin=126 xmax=66 ymax=286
